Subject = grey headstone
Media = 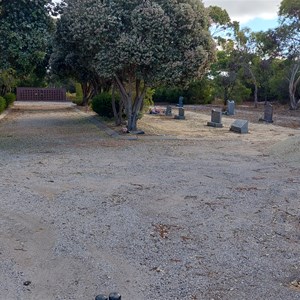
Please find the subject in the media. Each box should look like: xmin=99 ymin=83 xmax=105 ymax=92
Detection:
xmin=263 ymin=102 xmax=273 ymax=123
xmin=207 ymin=109 xmax=223 ymax=128
xmin=165 ymin=105 xmax=172 ymax=116
xmin=178 ymin=96 xmax=184 ymax=107
xmin=227 ymin=100 xmax=235 ymax=115
xmin=174 ymin=107 xmax=185 ymax=120
xmin=230 ymin=119 xmax=249 ymax=134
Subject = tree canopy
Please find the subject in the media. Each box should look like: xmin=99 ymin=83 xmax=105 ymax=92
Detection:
xmin=0 ymin=0 xmax=55 ymax=94
xmin=54 ymin=0 xmax=216 ymax=130
xmin=0 ymin=0 xmax=54 ymax=74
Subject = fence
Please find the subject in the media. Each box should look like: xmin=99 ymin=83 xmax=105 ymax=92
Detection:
xmin=16 ymin=87 xmax=67 ymax=102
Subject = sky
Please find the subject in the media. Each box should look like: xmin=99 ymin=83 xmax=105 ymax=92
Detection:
xmin=203 ymin=0 xmax=282 ymax=32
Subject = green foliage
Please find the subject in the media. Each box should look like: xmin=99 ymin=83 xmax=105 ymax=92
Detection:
xmin=73 ymin=83 xmax=83 ymax=105
xmin=153 ymin=79 xmax=214 ymax=104
xmin=0 ymin=0 xmax=54 ymax=74
xmin=230 ymin=81 xmax=252 ymax=104
xmin=0 ymin=68 xmax=17 ymax=96
xmin=58 ymin=0 xmax=215 ymax=130
xmin=4 ymin=93 xmax=16 ymax=108
xmin=185 ymin=79 xmax=214 ymax=104
xmin=142 ymin=88 xmax=155 ymax=112
xmin=92 ymin=92 xmax=119 ymax=118
xmin=279 ymin=0 xmax=300 ymax=20
xmin=0 ymin=0 xmax=54 ymax=96
xmin=0 ymin=97 xmax=6 ymax=114
xmin=208 ymin=6 xmax=231 ymax=25
xmin=153 ymin=86 xmax=183 ymax=103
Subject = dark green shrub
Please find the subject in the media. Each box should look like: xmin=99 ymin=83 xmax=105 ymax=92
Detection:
xmin=0 ymin=96 xmax=6 ymax=114
xmin=92 ymin=92 xmax=119 ymax=118
xmin=4 ymin=92 xmax=16 ymax=108
xmin=185 ymin=79 xmax=214 ymax=104
xmin=74 ymin=82 xmax=83 ymax=105
xmin=153 ymin=86 xmax=184 ymax=103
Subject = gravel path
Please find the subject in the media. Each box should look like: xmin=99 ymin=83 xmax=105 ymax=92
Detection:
xmin=0 ymin=102 xmax=300 ymax=300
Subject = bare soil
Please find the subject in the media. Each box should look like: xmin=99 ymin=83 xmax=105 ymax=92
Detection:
xmin=0 ymin=101 xmax=299 ymax=300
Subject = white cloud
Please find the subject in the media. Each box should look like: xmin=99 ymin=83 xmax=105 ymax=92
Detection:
xmin=203 ymin=0 xmax=281 ymax=24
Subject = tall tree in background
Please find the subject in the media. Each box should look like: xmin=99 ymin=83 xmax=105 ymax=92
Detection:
xmin=0 ymin=0 xmax=54 ymax=94
xmin=50 ymin=14 xmax=108 ymax=106
xmin=259 ymin=0 xmax=300 ymax=109
xmin=278 ymin=0 xmax=300 ymax=109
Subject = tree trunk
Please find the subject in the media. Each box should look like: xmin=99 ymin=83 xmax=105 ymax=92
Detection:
xmin=223 ymin=87 xmax=228 ymax=106
xmin=115 ymin=76 xmax=132 ymax=130
xmin=246 ymin=64 xmax=258 ymax=108
xmin=81 ymin=82 xmax=94 ymax=106
xmin=111 ymin=83 xmax=121 ymax=126
xmin=114 ymin=76 xmax=146 ymax=131
xmin=289 ymin=63 xmax=300 ymax=110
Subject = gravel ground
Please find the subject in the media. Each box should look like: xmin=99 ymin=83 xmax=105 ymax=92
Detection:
xmin=0 ymin=102 xmax=300 ymax=300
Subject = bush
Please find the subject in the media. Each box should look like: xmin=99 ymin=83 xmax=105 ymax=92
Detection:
xmin=185 ymin=79 xmax=214 ymax=104
xmin=142 ymin=88 xmax=155 ymax=111
xmin=73 ymin=82 xmax=83 ymax=105
xmin=0 ymin=96 xmax=6 ymax=114
xmin=92 ymin=92 xmax=119 ymax=118
xmin=153 ymin=86 xmax=184 ymax=103
xmin=4 ymin=92 xmax=16 ymax=108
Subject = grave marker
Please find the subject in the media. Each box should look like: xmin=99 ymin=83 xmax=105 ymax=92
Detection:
xmin=227 ymin=100 xmax=235 ymax=115
xmin=178 ymin=96 xmax=184 ymax=107
xmin=230 ymin=119 xmax=249 ymax=134
xmin=165 ymin=105 xmax=172 ymax=116
xmin=263 ymin=102 xmax=273 ymax=123
xmin=174 ymin=107 xmax=185 ymax=120
xmin=207 ymin=109 xmax=223 ymax=128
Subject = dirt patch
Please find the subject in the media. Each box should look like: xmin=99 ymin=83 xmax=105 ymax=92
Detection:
xmin=0 ymin=102 xmax=300 ymax=300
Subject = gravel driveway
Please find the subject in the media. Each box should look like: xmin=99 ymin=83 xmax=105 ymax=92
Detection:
xmin=0 ymin=102 xmax=300 ymax=300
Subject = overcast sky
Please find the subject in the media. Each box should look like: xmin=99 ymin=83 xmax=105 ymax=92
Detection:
xmin=203 ymin=0 xmax=282 ymax=30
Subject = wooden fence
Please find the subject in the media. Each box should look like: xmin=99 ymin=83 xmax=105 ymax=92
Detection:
xmin=16 ymin=87 xmax=67 ymax=102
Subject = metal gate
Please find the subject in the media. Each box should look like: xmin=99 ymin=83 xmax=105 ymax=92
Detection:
xmin=16 ymin=87 xmax=67 ymax=102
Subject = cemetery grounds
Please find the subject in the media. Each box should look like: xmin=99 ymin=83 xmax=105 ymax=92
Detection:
xmin=0 ymin=101 xmax=299 ymax=300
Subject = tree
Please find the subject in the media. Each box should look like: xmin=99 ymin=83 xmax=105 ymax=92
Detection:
xmin=0 ymin=0 xmax=55 ymax=93
xmin=50 ymin=17 xmax=108 ymax=106
xmin=207 ymin=5 xmax=231 ymax=39
xmin=58 ymin=0 xmax=215 ymax=131
xmin=234 ymin=28 xmax=261 ymax=107
xmin=270 ymin=0 xmax=300 ymax=109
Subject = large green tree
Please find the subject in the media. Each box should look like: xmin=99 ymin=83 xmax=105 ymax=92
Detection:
xmin=278 ymin=0 xmax=300 ymax=109
xmin=58 ymin=0 xmax=215 ymax=131
xmin=0 ymin=0 xmax=54 ymax=94
xmin=260 ymin=0 xmax=300 ymax=109
xmin=50 ymin=15 xmax=108 ymax=106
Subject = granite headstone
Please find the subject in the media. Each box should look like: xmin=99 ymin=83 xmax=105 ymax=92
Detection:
xmin=178 ymin=96 xmax=184 ymax=107
xmin=207 ymin=109 xmax=223 ymax=128
xmin=263 ymin=102 xmax=273 ymax=123
xmin=165 ymin=105 xmax=172 ymax=116
xmin=174 ymin=107 xmax=185 ymax=120
xmin=227 ymin=100 xmax=235 ymax=115
xmin=230 ymin=119 xmax=248 ymax=134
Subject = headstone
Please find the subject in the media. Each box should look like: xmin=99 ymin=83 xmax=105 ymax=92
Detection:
xmin=230 ymin=119 xmax=249 ymax=134
xmin=178 ymin=96 xmax=184 ymax=107
xmin=263 ymin=102 xmax=273 ymax=123
xmin=165 ymin=105 xmax=172 ymax=116
xmin=207 ymin=109 xmax=223 ymax=128
xmin=174 ymin=107 xmax=185 ymax=120
xmin=227 ymin=100 xmax=235 ymax=115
